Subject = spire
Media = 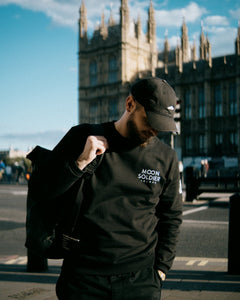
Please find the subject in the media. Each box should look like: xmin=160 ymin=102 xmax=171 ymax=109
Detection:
xmin=147 ymin=0 xmax=156 ymax=44
xmin=182 ymin=17 xmax=187 ymax=35
xmin=136 ymin=13 xmax=142 ymax=38
xmin=175 ymin=37 xmax=183 ymax=72
xmin=149 ymin=0 xmax=154 ymax=16
xmin=120 ymin=0 xmax=129 ymax=29
xmin=79 ymin=0 xmax=88 ymax=38
xmin=191 ymin=41 xmax=197 ymax=69
xmin=101 ymin=11 xmax=105 ymax=28
xmin=200 ymin=21 xmax=205 ymax=60
xmin=181 ymin=17 xmax=189 ymax=62
xmin=164 ymin=29 xmax=170 ymax=64
xmin=109 ymin=3 xmax=115 ymax=26
xmin=147 ymin=0 xmax=157 ymax=76
xmin=191 ymin=41 xmax=197 ymax=62
xmin=206 ymin=34 xmax=212 ymax=67
xmin=235 ymin=20 xmax=240 ymax=55
xmin=100 ymin=11 xmax=108 ymax=39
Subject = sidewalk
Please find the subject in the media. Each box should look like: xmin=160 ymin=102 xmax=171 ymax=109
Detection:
xmin=0 ymin=257 xmax=240 ymax=300
xmin=162 ymin=257 xmax=240 ymax=300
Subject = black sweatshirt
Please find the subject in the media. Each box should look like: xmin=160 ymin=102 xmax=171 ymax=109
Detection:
xmin=33 ymin=122 xmax=182 ymax=275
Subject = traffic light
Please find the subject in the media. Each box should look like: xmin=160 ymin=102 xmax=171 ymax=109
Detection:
xmin=174 ymin=99 xmax=181 ymax=122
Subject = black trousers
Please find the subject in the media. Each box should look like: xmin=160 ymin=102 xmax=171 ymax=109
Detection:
xmin=56 ymin=266 xmax=162 ymax=300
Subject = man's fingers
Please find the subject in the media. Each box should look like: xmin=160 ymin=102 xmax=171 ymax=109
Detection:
xmin=95 ymin=141 xmax=108 ymax=155
xmin=96 ymin=147 xmax=105 ymax=155
xmin=90 ymin=136 xmax=108 ymax=155
xmin=76 ymin=135 xmax=109 ymax=170
xmin=95 ymin=136 xmax=109 ymax=149
xmin=87 ymin=136 xmax=108 ymax=156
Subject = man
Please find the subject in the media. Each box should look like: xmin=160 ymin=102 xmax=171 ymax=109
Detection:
xmin=54 ymin=77 xmax=182 ymax=299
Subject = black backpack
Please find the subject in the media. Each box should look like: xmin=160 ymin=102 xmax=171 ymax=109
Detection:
xmin=25 ymin=124 xmax=104 ymax=259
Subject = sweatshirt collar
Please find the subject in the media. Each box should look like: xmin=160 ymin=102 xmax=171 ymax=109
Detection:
xmin=102 ymin=122 xmax=157 ymax=152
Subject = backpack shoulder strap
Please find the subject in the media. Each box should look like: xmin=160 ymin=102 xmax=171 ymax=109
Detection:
xmin=83 ymin=124 xmax=105 ymax=175
xmin=66 ymin=124 xmax=106 ymax=235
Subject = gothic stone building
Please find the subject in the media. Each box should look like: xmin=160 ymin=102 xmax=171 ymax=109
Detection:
xmin=79 ymin=0 xmax=157 ymax=124
xmin=78 ymin=0 xmax=240 ymax=168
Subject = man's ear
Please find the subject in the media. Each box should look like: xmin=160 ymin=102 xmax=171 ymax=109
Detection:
xmin=126 ymin=95 xmax=136 ymax=112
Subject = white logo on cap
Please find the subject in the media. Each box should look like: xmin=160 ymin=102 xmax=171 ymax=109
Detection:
xmin=167 ymin=105 xmax=175 ymax=111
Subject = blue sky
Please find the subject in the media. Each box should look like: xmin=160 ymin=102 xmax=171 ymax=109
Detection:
xmin=0 ymin=0 xmax=239 ymax=150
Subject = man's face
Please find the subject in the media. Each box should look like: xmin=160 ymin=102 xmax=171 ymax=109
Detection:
xmin=126 ymin=105 xmax=159 ymax=145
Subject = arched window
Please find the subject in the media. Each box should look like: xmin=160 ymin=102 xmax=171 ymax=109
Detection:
xmin=108 ymin=56 xmax=118 ymax=83
xmin=89 ymin=102 xmax=98 ymax=123
xmin=199 ymin=134 xmax=206 ymax=154
xmin=214 ymin=85 xmax=222 ymax=117
xmin=184 ymin=90 xmax=191 ymax=120
xmin=198 ymin=87 xmax=205 ymax=119
xmin=108 ymin=99 xmax=118 ymax=121
xmin=229 ymin=83 xmax=237 ymax=116
xmin=215 ymin=133 xmax=223 ymax=153
xmin=90 ymin=60 xmax=97 ymax=86
xmin=185 ymin=135 xmax=192 ymax=154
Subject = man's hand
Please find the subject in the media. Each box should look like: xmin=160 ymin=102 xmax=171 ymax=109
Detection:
xmin=158 ymin=270 xmax=166 ymax=281
xmin=76 ymin=136 xmax=108 ymax=170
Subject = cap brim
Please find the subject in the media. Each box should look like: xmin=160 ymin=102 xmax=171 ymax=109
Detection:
xmin=146 ymin=110 xmax=179 ymax=134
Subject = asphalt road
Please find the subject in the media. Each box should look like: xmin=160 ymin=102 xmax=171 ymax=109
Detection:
xmin=179 ymin=196 xmax=229 ymax=258
xmin=0 ymin=184 xmax=231 ymax=259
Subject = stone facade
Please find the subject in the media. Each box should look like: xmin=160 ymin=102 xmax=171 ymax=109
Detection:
xmin=78 ymin=0 xmax=157 ymax=124
xmin=78 ymin=0 xmax=240 ymax=167
xmin=157 ymin=54 xmax=240 ymax=167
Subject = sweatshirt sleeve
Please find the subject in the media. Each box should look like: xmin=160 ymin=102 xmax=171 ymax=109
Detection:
xmin=29 ymin=125 xmax=90 ymax=202
xmin=154 ymin=151 xmax=183 ymax=274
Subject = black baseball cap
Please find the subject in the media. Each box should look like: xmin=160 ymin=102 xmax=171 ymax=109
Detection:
xmin=130 ymin=77 xmax=179 ymax=133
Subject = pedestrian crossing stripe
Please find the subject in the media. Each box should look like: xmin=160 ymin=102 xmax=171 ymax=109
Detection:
xmin=186 ymin=259 xmax=208 ymax=266
xmin=4 ymin=256 xmax=27 ymax=265
xmin=0 ymin=256 xmax=227 ymax=266
xmin=175 ymin=257 xmax=227 ymax=262
xmin=198 ymin=260 xmax=208 ymax=266
xmin=174 ymin=257 xmax=227 ymax=266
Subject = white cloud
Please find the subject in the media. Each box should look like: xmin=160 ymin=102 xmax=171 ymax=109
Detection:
xmin=206 ymin=26 xmax=237 ymax=56
xmin=155 ymin=2 xmax=207 ymax=27
xmin=0 ymin=0 xmax=81 ymax=27
xmin=1 ymin=0 xmax=237 ymax=57
xmin=229 ymin=8 xmax=240 ymax=20
xmin=204 ymin=16 xmax=229 ymax=26
xmin=0 ymin=1 xmax=208 ymax=30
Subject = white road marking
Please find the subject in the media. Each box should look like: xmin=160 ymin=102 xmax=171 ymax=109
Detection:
xmin=5 ymin=256 xmax=27 ymax=265
xmin=175 ymin=257 xmax=227 ymax=267
xmin=183 ymin=205 xmax=208 ymax=216
xmin=186 ymin=260 xmax=197 ymax=266
xmin=1 ymin=256 xmax=63 ymax=266
xmin=183 ymin=258 xmax=221 ymax=266
xmin=198 ymin=260 xmax=208 ymax=266
xmin=0 ymin=188 xmax=27 ymax=196
xmin=11 ymin=191 xmax=27 ymax=196
xmin=175 ymin=257 xmax=227 ymax=263
xmin=1 ymin=256 xmax=227 ymax=267
xmin=0 ymin=217 xmax=25 ymax=223
xmin=183 ymin=219 xmax=228 ymax=225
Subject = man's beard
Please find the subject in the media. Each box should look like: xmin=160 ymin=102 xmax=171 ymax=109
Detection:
xmin=126 ymin=116 xmax=154 ymax=146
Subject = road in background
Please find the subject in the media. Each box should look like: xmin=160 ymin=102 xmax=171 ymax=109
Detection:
xmin=0 ymin=185 xmax=231 ymax=259
xmin=1 ymin=185 xmax=239 ymax=300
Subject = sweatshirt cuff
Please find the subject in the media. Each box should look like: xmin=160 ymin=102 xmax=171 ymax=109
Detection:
xmin=68 ymin=160 xmax=86 ymax=178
